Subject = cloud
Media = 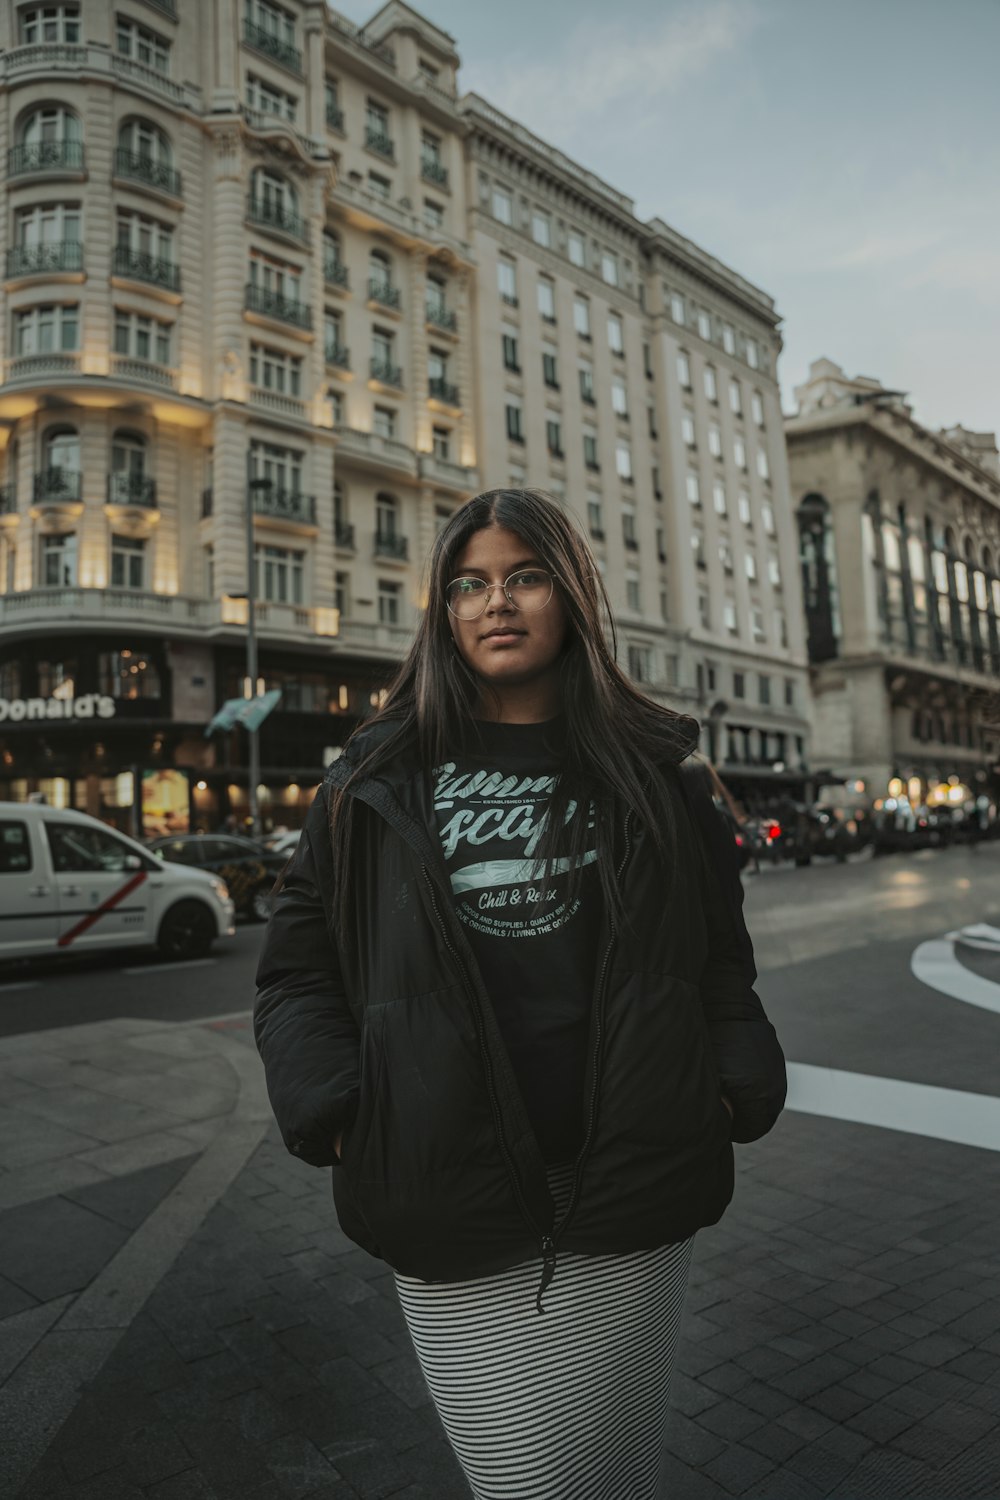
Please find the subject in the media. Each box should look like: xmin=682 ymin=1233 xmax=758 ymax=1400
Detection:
xmin=463 ymin=1 xmax=762 ymax=141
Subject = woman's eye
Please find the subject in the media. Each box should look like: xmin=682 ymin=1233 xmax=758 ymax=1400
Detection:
xmin=512 ymin=571 xmax=544 ymax=586
xmin=457 ymin=579 xmax=485 ymax=593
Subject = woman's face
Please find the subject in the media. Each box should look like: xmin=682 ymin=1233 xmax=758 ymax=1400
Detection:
xmin=446 ymin=525 xmax=569 ymax=699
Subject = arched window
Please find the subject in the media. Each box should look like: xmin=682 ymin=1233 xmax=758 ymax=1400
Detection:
xmin=42 ymin=426 xmax=80 ymax=497
xmin=250 ymin=168 xmax=298 ymax=231
xmin=14 ymin=106 xmax=82 ymax=172
xmin=375 ymin=492 xmax=399 ymax=547
xmin=117 ymin=118 xmax=172 ymax=166
xmin=369 ymin=249 xmax=392 ymax=296
xmin=110 ymin=430 xmax=149 ymax=504
xmin=796 ymin=493 xmax=840 ymax=662
xmin=323 ymin=229 xmax=341 ymax=265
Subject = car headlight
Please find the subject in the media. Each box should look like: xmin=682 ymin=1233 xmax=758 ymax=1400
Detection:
xmin=209 ymin=876 xmax=230 ymax=902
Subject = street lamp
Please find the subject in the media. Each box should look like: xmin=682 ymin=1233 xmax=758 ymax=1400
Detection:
xmin=244 ymin=472 xmax=272 ymax=839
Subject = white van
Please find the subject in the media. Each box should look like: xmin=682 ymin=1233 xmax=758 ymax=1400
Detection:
xmin=0 ymin=803 xmax=235 ymax=963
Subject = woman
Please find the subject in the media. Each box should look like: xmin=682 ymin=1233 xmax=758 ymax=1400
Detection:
xmin=255 ymin=488 xmax=786 ymax=1500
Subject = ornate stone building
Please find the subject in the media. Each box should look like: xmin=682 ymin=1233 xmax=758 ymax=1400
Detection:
xmin=0 ymin=0 xmax=810 ymax=830
xmin=785 ymin=358 xmax=1000 ymax=810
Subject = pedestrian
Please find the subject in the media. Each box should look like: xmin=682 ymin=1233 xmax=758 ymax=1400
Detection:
xmin=255 ymin=488 xmax=787 ymax=1500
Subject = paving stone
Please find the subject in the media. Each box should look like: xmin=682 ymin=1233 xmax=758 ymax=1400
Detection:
xmin=0 ymin=1193 xmax=130 ymax=1300
xmin=663 ymin=1411 xmax=727 ymax=1466
xmin=701 ymin=1440 xmax=778 ymax=1495
xmin=696 ymin=1399 xmax=766 ymax=1443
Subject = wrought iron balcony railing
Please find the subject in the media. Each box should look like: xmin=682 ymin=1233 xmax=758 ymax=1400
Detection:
xmin=425 ymin=304 xmax=457 ymax=332
xmin=245 ymin=282 xmax=312 ymax=329
xmin=369 ymin=356 xmax=403 ymax=386
xmin=107 ymin=473 xmax=157 ymax=507
xmin=364 ymin=126 xmax=394 ymax=159
xmin=33 ymin=467 xmax=81 ymax=502
xmin=246 ymin=194 xmax=307 ymax=242
xmin=250 ymin=485 xmax=316 ymax=524
xmin=428 ymin=377 xmax=459 ymax=405
xmin=324 ymin=257 xmax=349 ymax=289
xmin=421 ymin=156 xmax=448 ymax=187
xmin=8 ymin=139 xmax=84 ymax=177
xmin=368 ymin=277 xmax=400 ymax=309
xmin=325 ymin=342 xmax=350 ymax=369
xmin=243 ymin=17 xmax=302 ymax=72
xmin=6 ymin=241 xmax=83 ymax=277
xmin=112 ymin=243 xmax=180 ymax=291
xmin=334 ymin=520 xmax=355 ymax=549
xmin=374 ymin=531 xmax=408 ymax=560
xmin=114 ymin=148 xmax=181 ymax=196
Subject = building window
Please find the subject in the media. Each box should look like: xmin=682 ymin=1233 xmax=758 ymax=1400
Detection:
xmin=497 ymin=258 xmax=517 ymax=304
xmin=733 ymin=671 xmax=745 ymax=698
xmin=325 ymin=77 xmax=342 ymax=126
xmin=113 ymin=308 xmax=171 ymax=364
xmin=681 ymin=413 xmax=696 ymax=447
xmin=601 ymin=251 xmax=619 ymax=286
xmin=246 ymin=73 xmax=297 ymax=120
xmin=333 ymin=570 xmax=349 ymax=617
xmin=722 ymin=323 xmax=735 ymax=355
xmin=691 ymin=530 xmax=705 ymax=568
xmin=573 ymin=296 xmax=590 ymax=337
xmin=751 ymin=390 xmax=765 ymax=426
xmin=110 ymin=534 xmax=145 ymax=590
xmin=249 ymin=342 xmax=302 ymax=395
xmin=616 ymin=441 xmax=633 ymax=482
xmin=378 ymin=579 xmax=401 ymax=625
xmin=587 ymin=497 xmax=603 ymax=537
xmin=784 ymin=677 xmax=795 ymax=707
xmin=729 ymin=379 xmax=742 ymax=415
xmin=502 ymin=324 xmax=520 ymax=371
xmin=423 ymin=199 xmax=444 ymax=229
xmin=670 ymin=292 xmax=685 ymax=325
xmin=434 ymin=504 xmax=452 ymax=534
xmin=698 ymin=592 xmax=710 ymax=629
xmin=759 ymin=674 xmax=771 ymax=706
xmin=99 ymin=648 xmax=161 ymax=699
xmin=568 ymin=231 xmax=585 ymax=267
xmin=583 ymin=429 xmax=598 ymax=469
xmin=625 ymin=573 xmax=641 ymax=612
xmin=703 ymin=365 xmax=718 ymax=403
xmin=505 ymin=401 xmax=523 ymax=442
xmin=249 ymin=438 xmax=302 ymax=493
xmin=734 ymin=435 xmax=747 ymax=470
xmin=713 ymin=482 xmax=727 ymax=516
xmin=739 ymin=491 xmax=752 ymax=526
xmin=116 ymin=16 xmax=170 ymax=73
xmin=492 ymin=186 xmax=512 ymax=224
xmin=757 ymin=447 xmax=770 ymax=480
xmin=752 ymin=607 xmax=766 ymax=642
xmin=116 ymin=209 xmax=174 ymax=265
xmin=531 ymin=209 xmax=551 ymax=247
xmin=724 ymin=598 xmax=738 ymax=635
xmin=677 ymin=351 xmax=691 ymax=388
xmin=542 ymin=347 xmax=559 ymax=387
xmin=373 ymin=405 xmax=396 ymax=439
xmin=254 ymin=543 xmax=304 ymax=604
xmin=607 ymin=313 xmax=624 ymax=355
xmin=40 ymin=532 xmax=76 ymax=587
xmin=367 ymin=171 xmax=391 ymax=200
xmin=537 ymin=277 xmax=556 ymax=321
xmin=719 ymin=540 xmax=733 ymax=573
xmin=762 ymin=499 xmax=775 ymax=534
xmin=745 ymin=552 xmax=758 ymax=581
xmin=768 ymin=554 xmax=781 ymax=586
xmin=15 ymin=302 xmax=79 ymax=353
xmin=746 ymin=339 xmax=759 ymax=370
xmin=432 ymin=425 xmax=450 ymax=460
xmin=578 ymin=361 xmax=595 ymax=402
xmin=627 ymin=642 xmax=651 ymax=680
xmin=652 ymin=466 xmax=662 ymax=499
xmin=18 ymin=106 xmax=81 ymax=158
xmin=21 ymin=5 xmax=80 ymax=43
xmin=15 ymin=202 xmax=82 ymax=256
xmin=546 ymin=416 xmax=563 ymax=457
xmin=612 ymin=377 xmax=628 ymax=418
xmin=686 ymin=472 xmax=700 ymax=506
xmin=375 ymin=492 xmax=399 ymax=541
xmin=708 ymin=424 xmax=722 ymax=458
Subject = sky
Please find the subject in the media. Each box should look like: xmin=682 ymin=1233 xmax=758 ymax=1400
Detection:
xmin=337 ymin=0 xmax=1000 ymax=434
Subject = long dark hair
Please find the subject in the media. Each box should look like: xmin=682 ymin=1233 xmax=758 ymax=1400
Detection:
xmin=329 ymin=488 xmax=699 ymax=936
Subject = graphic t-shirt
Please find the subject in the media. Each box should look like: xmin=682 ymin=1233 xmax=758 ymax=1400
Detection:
xmin=433 ymin=717 xmax=602 ymax=1162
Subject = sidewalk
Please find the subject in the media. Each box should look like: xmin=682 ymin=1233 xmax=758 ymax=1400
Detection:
xmin=4 ymin=912 xmax=1000 ymax=1496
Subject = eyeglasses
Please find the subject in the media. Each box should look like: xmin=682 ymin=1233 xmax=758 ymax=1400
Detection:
xmin=445 ymin=568 xmax=556 ymax=621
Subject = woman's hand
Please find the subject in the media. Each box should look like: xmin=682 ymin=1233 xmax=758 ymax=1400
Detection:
xmin=333 ymin=1130 xmax=343 ymax=1161
xmin=721 ymin=1095 xmax=734 ymax=1120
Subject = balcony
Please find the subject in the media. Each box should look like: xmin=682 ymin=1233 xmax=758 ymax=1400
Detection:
xmin=244 ymin=282 xmax=312 ymax=330
xmin=243 ymin=17 xmax=302 ymax=73
xmin=417 ymin=452 xmax=479 ymax=493
xmin=249 ymin=388 xmax=307 ymax=420
xmin=250 ymin=485 xmax=316 ymax=525
xmin=324 ymin=257 xmax=349 ymax=290
xmin=6 ymin=352 xmax=80 ymax=383
xmin=428 ymin=376 xmax=460 ymax=407
xmin=374 ymin=531 xmax=408 ymax=561
xmin=246 ymin=193 xmax=307 ymax=244
xmin=332 ymin=425 xmax=417 ymax=478
xmin=334 ymin=519 xmax=355 ymax=550
xmin=364 ymin=126 xmax=394 ymax=159
xmin=113 ymin=148 xmax=181 ymax=198
xmin=367 ymin=277 xmax=400 ymax=310
xmin=421 ymin=156 xmax=449 ymax=188
xmin=33 ymin=467 xmax=81 ymax=502
xmin=5 ymin=241 xmax=83 ymax=278
xmin=325 ymin=342 xmax=350 ymax=369
xmin=426 ymin=304 xmax=457 ymax=333
xmin=8 ymin=139 xmax=84 ymax=178
xmin=369 ymin=356 xmax=403 ymax=387
xmin=107 ymin=472 xmax=157 ymax=507
xmin=326 ymin=104 xmax=344 ymax=131
xmin=110 ymin=356 xmax=176 ymax=389
xmin=111 ymin=244 xmax=180 ymax=292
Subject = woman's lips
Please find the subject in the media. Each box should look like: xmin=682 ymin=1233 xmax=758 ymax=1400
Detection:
xmin=481 ymin=629 xmax=526 ymax=645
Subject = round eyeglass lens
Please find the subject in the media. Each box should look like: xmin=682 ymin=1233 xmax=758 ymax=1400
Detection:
xmin=446 ymin=570 xmax=553 ymax=620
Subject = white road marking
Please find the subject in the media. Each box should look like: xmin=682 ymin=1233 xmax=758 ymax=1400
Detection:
xmin=943 ymin=921 xmax=1000 ymax=951
xmin=911 ymin=938 xmax=1000 ymax=1014
xmin=121 ymin=959 xmax=217 ymax=976
xmin=786 ymin=1062 xmax=1000 ymax=1154
xmin=0 ymin=980 xmax=39 ymax=993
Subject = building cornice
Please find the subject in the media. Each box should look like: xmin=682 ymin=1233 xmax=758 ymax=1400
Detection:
xmin=642 ymin=220 xmax=779 ymax=330
xmin=785 ymin=404 xmax=1000 ymax=509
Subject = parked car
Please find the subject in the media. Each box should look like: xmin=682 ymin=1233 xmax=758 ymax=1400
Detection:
xmin=148 ymin=834 xmax=287 ymax=921
xmin=259 ymin=829 xmax=301 ymax=860
xmin=0 ymin=803 xmax=234 ymax=963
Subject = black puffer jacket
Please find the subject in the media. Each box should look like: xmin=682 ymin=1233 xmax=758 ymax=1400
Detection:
xmin=254 ymin=724 xmax=786 ymax=1291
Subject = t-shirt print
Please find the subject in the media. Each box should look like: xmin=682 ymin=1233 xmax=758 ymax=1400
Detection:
xmin=432 ymin=760 xmax=596 ymax=940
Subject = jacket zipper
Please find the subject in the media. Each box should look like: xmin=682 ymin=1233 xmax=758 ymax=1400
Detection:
xmin=552 ymin=813 xmax=635 ymax=1256
xmin=422 ymin=867 xmax=548 ymax=1278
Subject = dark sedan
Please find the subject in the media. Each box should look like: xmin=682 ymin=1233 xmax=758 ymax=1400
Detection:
xmin=148 ymin=834 xmax=287 ymax=921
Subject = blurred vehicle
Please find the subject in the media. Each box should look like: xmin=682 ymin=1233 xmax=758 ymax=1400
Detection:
xmin=259 ymin=829 xmax=300 ymax=860
xmin=0 ymin=803 xmax=234 ymax=963
xmin=148 ymin=833 xmax=287 ymax=921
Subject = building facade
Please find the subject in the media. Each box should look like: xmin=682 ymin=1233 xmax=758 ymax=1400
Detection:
xmin=785 ymin=358 xmax=1000 ymax=815
xmin=0 ymin=0 xmax=809 ymax=833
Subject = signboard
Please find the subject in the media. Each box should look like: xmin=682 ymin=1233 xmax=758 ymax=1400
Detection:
xmin=142 ymin=768 xmax=191 ymax=838
xmin=0 ymin=694 xmax=116 ymax=722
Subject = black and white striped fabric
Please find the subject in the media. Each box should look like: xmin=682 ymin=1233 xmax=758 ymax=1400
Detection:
xmin=394 ymin=1164 xmax=694 ymax=1500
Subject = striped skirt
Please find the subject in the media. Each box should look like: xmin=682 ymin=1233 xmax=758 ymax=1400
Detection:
xmin=394 ymin=1165 xmax=694 ymax=1500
